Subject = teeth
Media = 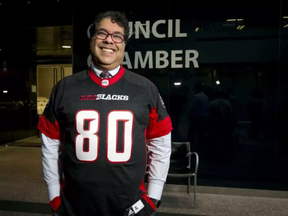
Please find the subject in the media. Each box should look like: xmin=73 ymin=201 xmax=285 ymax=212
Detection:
xmin=102 ymin=48 xmax=114 ymax=53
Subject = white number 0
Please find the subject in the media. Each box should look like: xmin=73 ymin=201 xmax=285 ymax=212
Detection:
xmin=75 ymin=110 xmax=134 ymax=163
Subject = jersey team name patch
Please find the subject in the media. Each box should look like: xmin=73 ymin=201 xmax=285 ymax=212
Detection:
xmin=79 ymin=94 xmax=129 ymax=101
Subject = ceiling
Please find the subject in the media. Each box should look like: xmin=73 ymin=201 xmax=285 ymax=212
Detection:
xmin=2 ymin=25 xmax=73 ymax=63
xmin=0 ymin=0 xmax=73 ymax=63
xmin=0 ymin=0 xmax=287 ymax=63
xmin=35 ymin=25 xmax=73 ymax=58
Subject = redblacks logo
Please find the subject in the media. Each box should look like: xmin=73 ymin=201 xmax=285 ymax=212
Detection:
xmin=79 ymin=94 xmax=129 ymax=101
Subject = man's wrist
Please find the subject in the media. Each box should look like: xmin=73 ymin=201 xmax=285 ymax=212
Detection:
xmin=147 ymin=181 xmax=164 ymax=200
xmin=149 ymin=197 xmax=161 ymax=208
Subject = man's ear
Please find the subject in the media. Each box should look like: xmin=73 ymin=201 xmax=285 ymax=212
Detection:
xmin=87 ymin=23 xmax=95 ymax=39
xmin=89 ymin=35 xmax=95 ymax=52
xmin=89 ymin=38 xmax=93 ymax=51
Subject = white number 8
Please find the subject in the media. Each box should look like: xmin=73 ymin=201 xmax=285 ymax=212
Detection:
xmin=75 ymin=110 xmax=134 ymax=163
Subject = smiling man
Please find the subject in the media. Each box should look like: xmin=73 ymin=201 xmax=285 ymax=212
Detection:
xmin=38 ymin=11 xmax=172 ymax=216
xmin=91 ymin=17 xmax=126 ymax=70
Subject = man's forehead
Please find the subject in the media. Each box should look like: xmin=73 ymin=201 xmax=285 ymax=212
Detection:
xmin=96 ymin=18 xmax=124 ymax=33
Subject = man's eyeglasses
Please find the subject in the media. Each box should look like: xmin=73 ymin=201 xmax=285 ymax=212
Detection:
xmin=94 ymin=30 xmax=125 ymax=43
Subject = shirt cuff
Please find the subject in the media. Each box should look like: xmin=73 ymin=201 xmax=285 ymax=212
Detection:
xmin=47 ymin=183 xmax=60 ymax=201
xmin=147 ymin=180 xmax=164 ymax=200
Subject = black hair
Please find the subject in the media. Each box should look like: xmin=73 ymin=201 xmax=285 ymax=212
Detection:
xmin=93 ymin=10 xmax=129 ymax=43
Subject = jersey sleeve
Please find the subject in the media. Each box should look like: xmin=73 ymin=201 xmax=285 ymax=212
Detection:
xmin=146 ymin=85 xmax=173 ymax=140
xmin=37 ymin=82 xmax=63 ymax=140
xmin=38 ymin=81 xmax=64 ymax=211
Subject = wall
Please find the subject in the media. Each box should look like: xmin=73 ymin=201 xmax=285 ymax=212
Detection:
xmin=0 ymin=1 xmax=73 ymax=144
xmin=72 ymin=0 xmax=288 ymax=190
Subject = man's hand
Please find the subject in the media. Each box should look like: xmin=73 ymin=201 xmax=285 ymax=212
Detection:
xmin=51 ymin=204 xmax=67 ymax=216
xmin=149 ymin=198 xmax=161 ymax=208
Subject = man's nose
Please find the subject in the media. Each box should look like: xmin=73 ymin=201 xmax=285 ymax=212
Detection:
xmin=104 ymin=34 xmax=114 ymax=44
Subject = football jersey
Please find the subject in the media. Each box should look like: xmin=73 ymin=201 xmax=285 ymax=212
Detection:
xmin=37 ymin=65 xmax=172 ymax=216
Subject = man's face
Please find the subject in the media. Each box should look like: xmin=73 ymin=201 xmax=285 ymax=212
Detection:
xmin=90 ymin=18 xmax=126 ymax=70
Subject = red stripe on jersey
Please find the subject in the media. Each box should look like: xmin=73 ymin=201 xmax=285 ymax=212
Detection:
xmin=140 ymin=180 xmax=146 ymax=192
xmin=37 ymin=115 xmax=60 ymax=140
xmin=146 ymin=108 xmax=173 ymax=139
xmin=50 ymin=196 xmax=61 ymax=211
xmin=139 ymin=181 xmax=156 ymax=210
xmin=88 ymin=65 xmax=125 ymax=88
xmin=142 ymin=193 xmax=156 ymax=210
xmin=60 ymin=178 xmax=66 ymax=190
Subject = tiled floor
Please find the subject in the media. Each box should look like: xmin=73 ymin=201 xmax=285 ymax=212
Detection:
xmin=1 ymin=145 xmax=288 ymax=216
xmin=0 ymin=212 xmax=50 ymax=216
xmin=0 ymin=211 xmax=203 ymax=216
xmin=12 ymin=136 xmax=41 ymax=147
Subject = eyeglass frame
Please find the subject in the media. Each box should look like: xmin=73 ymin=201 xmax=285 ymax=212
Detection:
xmin=93 ymin=29 xmax=125 ymax=43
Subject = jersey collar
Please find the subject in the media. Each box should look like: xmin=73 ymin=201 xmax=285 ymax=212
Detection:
xmin=88 ymin=65 xmax=125 ymax=88
xmin=90 ymin=62 xmax=120 ymax=77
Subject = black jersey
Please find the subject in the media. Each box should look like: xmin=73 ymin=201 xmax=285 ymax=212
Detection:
xmin=38 ymin=65 xmax=172 ymax=216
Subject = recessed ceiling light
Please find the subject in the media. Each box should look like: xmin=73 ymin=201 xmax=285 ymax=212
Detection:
xmin=62 ymin=45 xmax=71 ymax=49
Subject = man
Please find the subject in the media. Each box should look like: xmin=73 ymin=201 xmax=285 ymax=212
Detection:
xmin=38 ymin=10 xmax=172 ymax=216
xmin=187 ymin=82 xmax=209 ymax=152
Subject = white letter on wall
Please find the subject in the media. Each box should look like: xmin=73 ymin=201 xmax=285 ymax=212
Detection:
xmin=185 ymin=50 xmax=199 ymax=68
xmin=135 ymin=21 xmax=150 ymax=39
xmin=134 ymin=51 xmax=153 ymax=69
xmin=171 ymin=50 xmax=183 ymax=68
xmin=152 ymin=20 xmax=166 ymax=38
xmin=155 ymin=51 xmax=169 ymax=69
xmin=122 ymin=52 xmax=133 ymax=69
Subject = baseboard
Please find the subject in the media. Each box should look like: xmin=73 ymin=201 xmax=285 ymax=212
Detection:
xmin=13 ymin=136 xmax=38 ymax=143
xmin=145 ymin=183 xmax=288 ymax=199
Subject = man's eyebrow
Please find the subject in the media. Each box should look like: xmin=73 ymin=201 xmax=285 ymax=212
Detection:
xmin=96 ymin=28 xmax=107 ymax=32
xmin=96 ymin=28 xmax=124 ymax=35
xmin=114 ymin=31 xmax=124 ymax=35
